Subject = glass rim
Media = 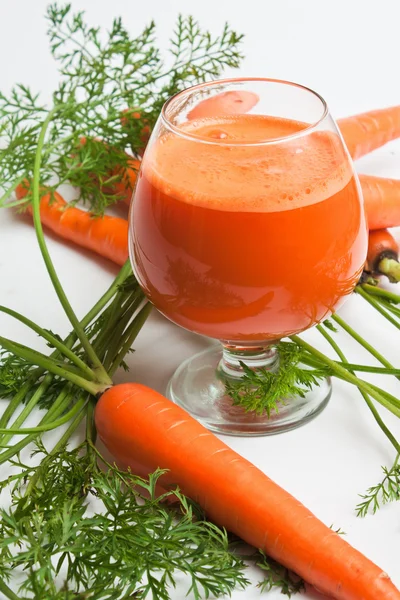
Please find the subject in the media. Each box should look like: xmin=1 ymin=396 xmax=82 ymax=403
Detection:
xmin=161 ymin=77 xmax=329 ymax=147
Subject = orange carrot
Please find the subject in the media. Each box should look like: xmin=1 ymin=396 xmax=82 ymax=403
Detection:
xmin=367 ymin=229 xmax=400 ymax=282
xmin=367 ymin=229 xmax=399 ymax=268
xmin=187 ymin=90 xmax=259 ymax=120
xmin=15 ymin=184 xmax=128 ymax=266
xmin=95 ymin=383 xmax=400 ymax=600
xmin=360 ymin=174 xmax=400 ymax=230
xmin=338 ymin=105 xmax=400 ymax=160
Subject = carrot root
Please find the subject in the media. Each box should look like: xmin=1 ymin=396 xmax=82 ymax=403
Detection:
xmin=361 ymin=175 xmax=400 ymax=231
xmin=95 ymin=383 xmax=400 ymax=600
xmin=339 ymin=105 xmax=400 ymax=160
xmin=15 ymin=184 xmax=129 ymax=266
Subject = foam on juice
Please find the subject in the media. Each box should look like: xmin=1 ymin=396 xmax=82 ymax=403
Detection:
xmin=145 ymin=114 xmax=352 ymax=212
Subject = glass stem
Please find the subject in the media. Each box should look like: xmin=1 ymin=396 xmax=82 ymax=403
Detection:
xmin=219 ymin=343 xmax=279 ymax=379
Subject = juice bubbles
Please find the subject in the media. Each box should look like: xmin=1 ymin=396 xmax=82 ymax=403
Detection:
xmin=131 ymin=115 xmax=367 ymax=342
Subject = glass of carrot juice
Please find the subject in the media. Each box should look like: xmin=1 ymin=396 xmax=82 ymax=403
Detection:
xmin=129 ymin=78 xmax=367 ymax=436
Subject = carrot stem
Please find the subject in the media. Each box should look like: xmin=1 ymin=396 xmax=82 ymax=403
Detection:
xmin=332 ymin=314 xmax=396 ymax=371
xmin=0 ymin=262 xmax=138 ymax=454
xmin=0 ymin=395 xmax=87 ymax=435
xmin=96 ymin=291 xmax=144 ymax=368
xmin=371 ymin=301 xmax=400 ymax=327
xmin=0 ymin=266 xmax=130 ymax=433
xmin=85 ymin=398 xmax=97 ymax=446
xmin=363 ymin=382 xmax=400 ymax=408
xmin=0 ymin=335 xmax=104 ymax=395
xmin=291 ymin=335 xmax=400 ymax=417
xmin=31 ymin=109 xmax=111 ymax=385
xmin=102 ymin=294 xmax=147 ymax=372
xmin=0 ymin=305 xmax=96 ymax=380
xmin=80 ymin=261 xmax=133 ymax=329
xmin=316 ymin=325 xmax=400 ymax=454
xmin=0 ymin=374 xmax=53 ymax=446
xmin=355 ymin=286 xmax=400 ymax=330
xmin=0 ymin=580 xmax=20 ymax=600
xmin=378 ymin=257 xmax=400 ymax=283
xmin=108 ymin=302 xmax=152 ymax=376
xmin=0 ymin=371 xmax=43 ymax=429
xmin=316 ymin=324 xmax=344 ymax=359
xmin=360 ymin=283 xmax=400 ymax=304
xmin=0 ymin=385 xmax=73 ymax=465
xmin=333 ymin=363 xmax=400 ymax=376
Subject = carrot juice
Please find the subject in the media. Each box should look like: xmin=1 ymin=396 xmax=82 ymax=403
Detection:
xmin=130 ymin=114 xmax=367 ymax=342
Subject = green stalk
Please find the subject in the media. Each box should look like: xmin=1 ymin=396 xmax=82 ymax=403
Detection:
xmin=316 ymin=324 xmax=343 ymax=359
xmin=0 ymin=335 xmax=105 ymax=395
xmin=332 ymin=314 xmax=395 ymax=371
xmin=109 ymin=303 xmax=152 ymax=376
xmin=103 ymin=286 xmax=139 ymax=333
xmin=0 ymin=396 xmax=87 ymax=435
xmin=92 ymin=291 xmax=142 ymax=361
xmin=365 ymin=383 xmax=400 ymax=408
xmin=0 ymin=390 xmax=73 ymax=465
xmin=330 ymin=363 xmax=400 ymax=376
xmin=71 ymin=289 xmax=140 ymax=366
xmin=85 ymin=398 xmax=97 ymax=446
xmin=0 ymin=371 xmax=43 ymax=429
xmin=360 ymin=283 xmax=400 ymax=304
xmin=101 ymin=293 xmax=146 ymax=371
xmin=316 ymin=325 xmax=400 ymax=454
xmin=0 ymin=263 xmax=132 ymax=438
xmin=298 ymin=351 xmax=400 ymax=407
xmin=79 ymin=261 xmax=133 ymax=330
xmin=298 ymin=352 xmax=400 ymax=377
xmin=96 ymin=286 xmax=144 ymax=346
xmin=291 ymin=335 xmax=400 ymax=417
xmin=355 ymin=286 xmax=400 ymax=330
xmin=0 ymin=374 xmax=53 ymax=446
xmin=377 ymin=257 xmax=400 ymax=283
xmin=50 ymin=404 xmax=87 ymax=455
xmin=0 ymin=580 xmax=20 ymax=600
xmin=31 ymin=108 xmax=111 ymax=384
xmin=0 ymin=305 xmax=96 ymax=380
xmin=379 ymin=301 xmax=400 ymax=319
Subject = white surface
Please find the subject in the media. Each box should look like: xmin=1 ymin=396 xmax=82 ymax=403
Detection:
xmin=1 ymin=1 xmax=400 ymax=598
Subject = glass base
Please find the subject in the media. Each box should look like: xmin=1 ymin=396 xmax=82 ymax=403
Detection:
xmin=167 ymin=345 xmax=332 ymax=436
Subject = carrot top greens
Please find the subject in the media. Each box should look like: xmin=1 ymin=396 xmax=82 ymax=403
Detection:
xmin=0 ymin=3 xmax=399 ymax=599
xmin=0 ymin=3 xmax=243 ymax=214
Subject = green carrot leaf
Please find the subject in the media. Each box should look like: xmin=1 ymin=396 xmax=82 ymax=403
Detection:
xmin=0 ymin=3 xmax=244 ymax=214
xmin=0 ymin=444 xmax=250 ymax=599
xmin=357 ymin=455 xmax=400 ymax=517
xmin=225 ymin=343 xmax=328 ymax=416
xmin=256 ymin=550 xmax=304 ymax=597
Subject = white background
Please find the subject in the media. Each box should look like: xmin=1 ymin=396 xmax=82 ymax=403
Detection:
xmin=0 ymin=0 xmax=400 ymax=598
